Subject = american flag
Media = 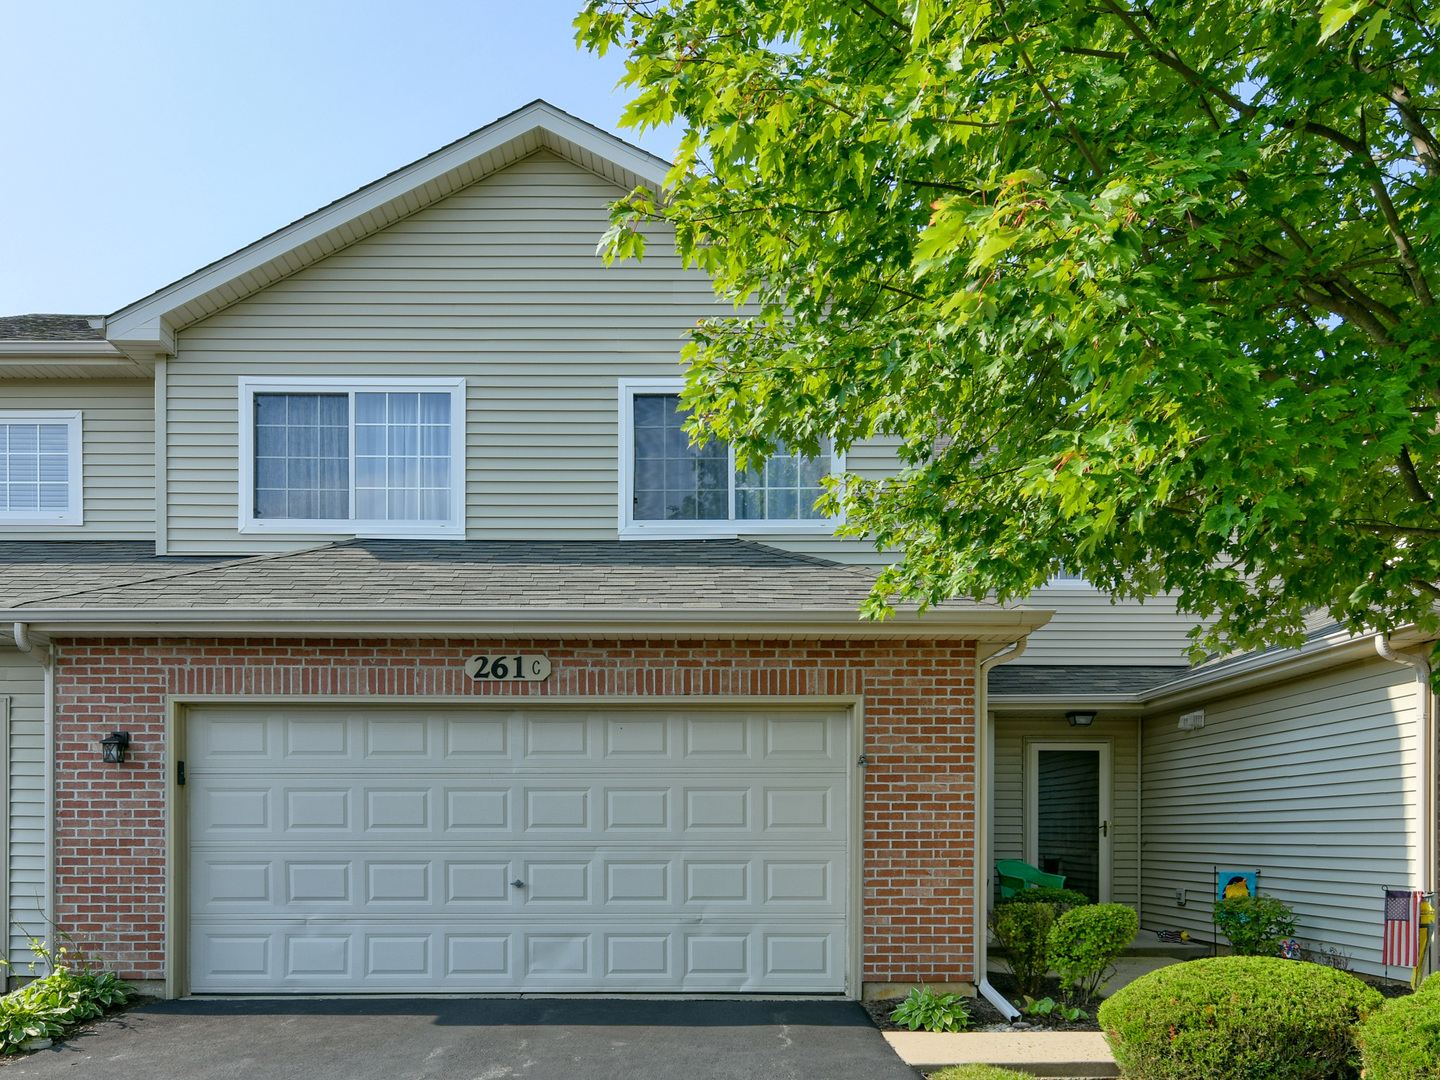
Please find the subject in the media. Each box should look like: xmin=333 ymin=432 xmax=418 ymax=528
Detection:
xmin=1383 ymin=889 xmax=1422 ymax=968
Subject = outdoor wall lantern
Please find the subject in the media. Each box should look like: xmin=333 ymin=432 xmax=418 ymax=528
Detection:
xmin=100 ymin=731 xmax=131 ymax=764
xmin=1066 ymin=711 xmax=1097 ymax=727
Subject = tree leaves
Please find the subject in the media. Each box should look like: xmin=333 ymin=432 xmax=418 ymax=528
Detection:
xmin=577 ymin=0 xmax=1440 ymax=659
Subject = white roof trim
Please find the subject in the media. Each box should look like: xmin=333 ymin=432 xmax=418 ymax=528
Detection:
xmin=0 ymin=341 xmax=126 ymax=359
xmin=103 ymin=101 xmax=672 ymax=360
xmin=0 ymin=605 xmax=1052 ymax=641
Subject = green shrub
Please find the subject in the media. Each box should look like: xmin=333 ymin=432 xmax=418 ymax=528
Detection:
xmin=1213 ymin=894 xmax=1299 ymax=956
xmin=997 ymin=887 xmax=1092 ymax=911
xmin=1418 ymin=971 xmax=1440 ymax=998
xmin=1359 ymin=990 xmax=1440 ymax=1080
xmin=1047 ymin=903 xmax=1138 ymax=1001
xmin=929 ymin=1067 xmax=1032 ymax=1080
xmin=888 ymin=985 xmax=971 ymax=1032
xmin=990 ymin=900 xmax=1055 ymax=997
xmin=1099 ymin=956 xmax=1383 ymax=1080
xmin=0 ymin=940 xmax=133 ymax=1054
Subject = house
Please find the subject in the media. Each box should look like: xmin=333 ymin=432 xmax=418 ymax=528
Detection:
xmin=0 ymin=101 xmax=1429 ymax=999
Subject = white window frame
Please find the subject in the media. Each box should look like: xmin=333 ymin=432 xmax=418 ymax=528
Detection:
xmin=617 ymin=377 xmax=842 ymax=539
xmin=0 ymin=410 xmax=83 ymax=527
xmin=237 ymin=376 xmax=466 ymax=540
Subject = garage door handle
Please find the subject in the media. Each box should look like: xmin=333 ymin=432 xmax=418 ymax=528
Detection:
xmin=510 ymin=879 xmax=525 ymax=889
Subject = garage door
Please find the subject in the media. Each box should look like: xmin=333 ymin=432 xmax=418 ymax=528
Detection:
xmin=186 ymin=704 xmax=852 ymax=993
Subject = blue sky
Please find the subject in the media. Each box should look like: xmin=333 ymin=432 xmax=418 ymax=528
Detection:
xmin=0 ymin=0 xmax=674 ymax=316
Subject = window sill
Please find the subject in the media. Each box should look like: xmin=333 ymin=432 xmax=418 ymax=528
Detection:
xmin=0 ymin=515 xmax=83 ymax=527
xmin=619 ymin=521 xmax=838 ymax=541
xmin=239 ymin=520 xmax=465 ymax=540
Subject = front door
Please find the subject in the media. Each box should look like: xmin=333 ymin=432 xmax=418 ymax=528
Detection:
xmin=1024 ymin=741 xmax=1111 ymax=903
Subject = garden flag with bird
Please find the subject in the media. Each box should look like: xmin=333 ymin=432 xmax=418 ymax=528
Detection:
xmin=1383 ymin=889 xmax=1422 ymax=968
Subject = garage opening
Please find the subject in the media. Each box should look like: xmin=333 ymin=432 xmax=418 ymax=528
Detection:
xmin=183 ymin=702 xmax=853 ymax=993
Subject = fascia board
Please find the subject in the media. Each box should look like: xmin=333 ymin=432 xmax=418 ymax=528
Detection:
xmin=0 ymin=342 xmax=127 ymax=359
xmin=989 ymin=694 xmax=1146 ymax=713
xmin=104 ymin=103 xmax=670 ymax=351
xmin=4 ymin=605 xmax=1051 ymax=640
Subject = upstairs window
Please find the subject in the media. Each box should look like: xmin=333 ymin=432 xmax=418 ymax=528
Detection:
xmin=238 ymin=378 xmax=465 ymax=538
xmin=619 ymin=379 xmax=838 ymax=537
xmin=0 ymin=411 xmax=82 ymax=526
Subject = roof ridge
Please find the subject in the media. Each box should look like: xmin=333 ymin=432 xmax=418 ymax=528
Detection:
xmin=12 ymin=541 xmax=347 ymax=609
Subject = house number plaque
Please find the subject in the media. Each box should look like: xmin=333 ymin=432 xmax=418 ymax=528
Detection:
xmin=465 ymin=654 xmax=552 ymax=682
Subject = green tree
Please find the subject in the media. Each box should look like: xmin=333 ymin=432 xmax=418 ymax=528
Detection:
xmin=577 ymin=0 xmax=1440 ymax=657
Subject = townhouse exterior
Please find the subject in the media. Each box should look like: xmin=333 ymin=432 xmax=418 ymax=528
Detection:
xmin=0 ymin=101 xmax=1431 ymax=998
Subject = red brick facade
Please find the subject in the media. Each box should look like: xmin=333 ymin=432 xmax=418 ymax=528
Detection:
xmin=52 ymin=636 xmax=977 ymax=989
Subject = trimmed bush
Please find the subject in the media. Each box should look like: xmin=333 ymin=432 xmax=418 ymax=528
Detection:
xmin=1418 ymin=971 xmax=1440 ymax=998
xmin=1098 ymin=955 xmax=1383 ymax=1080
xmin=990 ymin=900 xmax=1055 ymax=997
xmin=1213 ymin=894 xmax=1299 ymax=957
xmin=929 ymin=1067 xmax=1031 ymax=1080
xmin=997 ymin=887 xmax=1092 ymax=911
xmin=1358 ymin=990 xmax=1440 ymax=1080
xmin=1047 ymin=903 xmax=1138 ymax=1001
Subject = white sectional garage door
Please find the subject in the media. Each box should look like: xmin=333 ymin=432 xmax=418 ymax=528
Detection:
xmin=186 ymin=704 xmax=852 ymax=994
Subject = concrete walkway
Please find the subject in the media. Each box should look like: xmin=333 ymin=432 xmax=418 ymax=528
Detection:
xmin=884 ymin=1031 xmax=1119 ymax=1077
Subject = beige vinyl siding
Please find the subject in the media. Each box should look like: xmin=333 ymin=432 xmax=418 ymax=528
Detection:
xmin=1140 ymin=658 xmax=1418 ymax=977
xmin=163 ymin=149 xmax=900 ymax=555
xmin=992 ymin=714 xmax=1140 ymax=910
xmin=0 ymin=648 xmax=44 ymax=967
xmin=0 ymin=381 xmax=154 ymax=540
xmin=1020 ymin=587 xmax=1202 ymax=666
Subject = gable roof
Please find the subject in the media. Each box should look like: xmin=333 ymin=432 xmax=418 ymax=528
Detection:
xmin=100 ymin=101 xmax=671 ymax=360
xmin=1 ymin=538 xmax=1050 ymax=640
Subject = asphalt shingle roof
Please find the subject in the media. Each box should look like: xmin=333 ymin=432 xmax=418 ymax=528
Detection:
xmin=1 ymin=539 xmax=1006 ymax=614
xmin=0 ymin=314 xmax=103 ymax=341
xmin=988 ymin=664 xmax=1191 ymax=696
xmin=0 ymin=542 xmax=235 ymax=606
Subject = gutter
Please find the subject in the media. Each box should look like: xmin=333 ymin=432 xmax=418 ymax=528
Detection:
xmin=1376 ymin=634 xmax=1436 ymax=972
xmin=975 ymin=637 xmax=1028 ymax=1021
xmin=0 ymin=606 xmax=1052 ymax=641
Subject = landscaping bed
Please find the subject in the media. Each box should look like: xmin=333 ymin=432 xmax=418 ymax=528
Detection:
xmin=865 ymin=972 xmax=1104 ymax=1033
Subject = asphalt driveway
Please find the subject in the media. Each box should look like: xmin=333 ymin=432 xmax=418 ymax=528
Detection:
xmin=2 ymin=997 xmax=918 ymax=1080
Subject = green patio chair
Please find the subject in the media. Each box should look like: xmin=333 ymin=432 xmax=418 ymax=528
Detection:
xmin=995 ymin=859 xmax=1066 ymax=899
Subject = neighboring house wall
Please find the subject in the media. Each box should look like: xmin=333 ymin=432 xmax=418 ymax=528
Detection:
xmin=0 ymin=381 xmax=154 ymax=540
xmin=161 ymin=150 xmax=901 ymax=559
xmin=992 ymin=714 xmax=1140 ymax=909
xmin=0 ymin=648 xmax=45 ymax=966
xmin=1140 ymin=657 xmax=1419 ymax=977
xmin=1020 ymin=585 xmax=1201 ymax=666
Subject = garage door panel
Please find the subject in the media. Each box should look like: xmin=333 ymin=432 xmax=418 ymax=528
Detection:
xmin=189 ymin=708 xmax=845 ymax=774
xmin=192 ymin=845 xmax=848 ymax=917
xmin=193 ymin=779 xmax=849 ymax=844
xmin=188 ymin=704 xmax=852 ymax=993
xmin=190 ymin=918 xmax=846 ymax=992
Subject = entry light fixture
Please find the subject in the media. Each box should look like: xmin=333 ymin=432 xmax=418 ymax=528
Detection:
xmin=1066 ymin=711 xmax=1097 ymax=728
xmin=100 ymin=731 xmax=131 ymax=764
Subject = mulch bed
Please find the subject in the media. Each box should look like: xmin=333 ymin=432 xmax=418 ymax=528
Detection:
xmin=864 ymin=964 xmax=1419 ymax=1035
xmin=865 ymin=973 xmax=1103 ymax=1033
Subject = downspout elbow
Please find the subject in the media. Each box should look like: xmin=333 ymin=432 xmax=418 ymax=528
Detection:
xmin=12 ymin=622 xmax=32 ymax=656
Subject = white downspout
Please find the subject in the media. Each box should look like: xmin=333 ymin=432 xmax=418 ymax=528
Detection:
xmin=1376 ymin=634 xmax=1436 ymax=974
xmin=976 ymin=637 xmax=1028 ymax=1020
